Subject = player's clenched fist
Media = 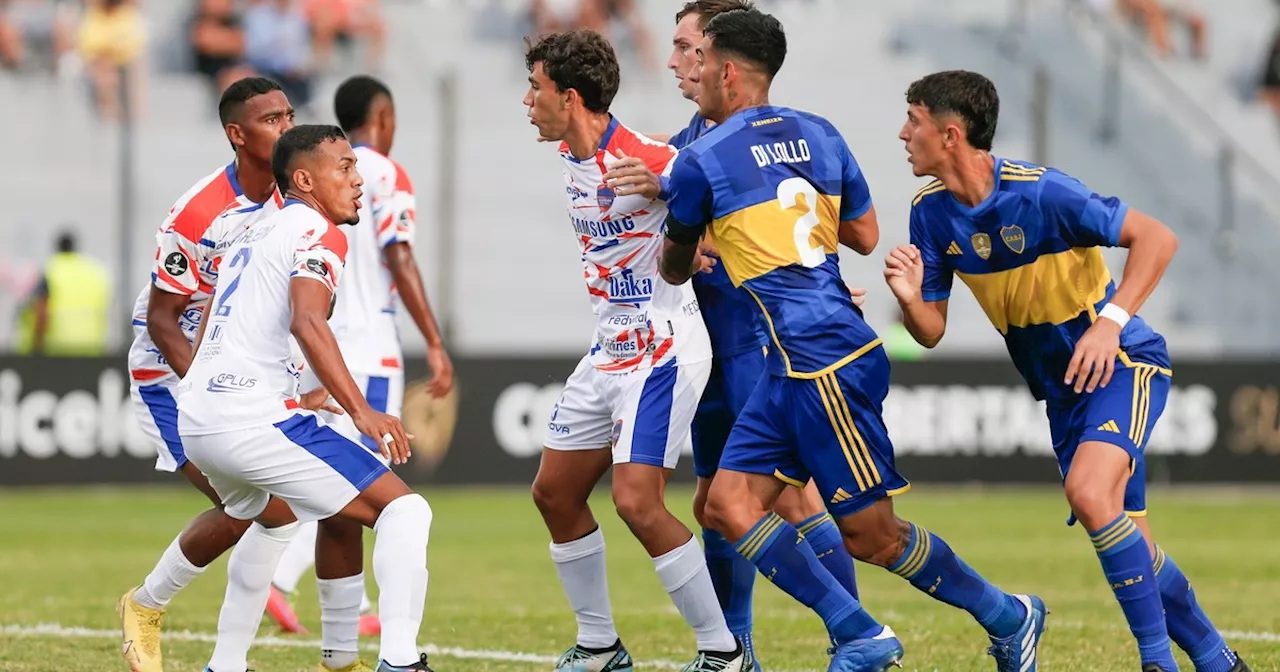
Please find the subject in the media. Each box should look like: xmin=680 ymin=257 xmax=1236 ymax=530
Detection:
xmin=883 ymin=244 xmax=924 ymax=303
xmin=354 ymin=409 xmax=415 ymax=465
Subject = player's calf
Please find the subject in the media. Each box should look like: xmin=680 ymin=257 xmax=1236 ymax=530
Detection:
xmin=316 ymin=517 xmax=367 ymax=670
xmin=532 ymin=447 xmax=613 ymax=543
xmin=1066 ymin=441 xmax=1177 ymax=671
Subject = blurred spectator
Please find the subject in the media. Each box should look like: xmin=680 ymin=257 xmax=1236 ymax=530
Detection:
xmin=303 ymin=0 xmax=384 ymax=69
xmin=14 ymin=231 xmax=110 ymax=356
xmin=530 ymin=0 xmax=604 ymax=36
xmin=1260 ymin=25 xmax=1280 ymax=122
xmin=77 ymin=0 xmax=147 ymax=121
xmin=601 ymin=0 xmax=656 ymax=71
xmin=0 ymin=0 xmax=78 ymax=75
xmin=189 ymin=0 xmax=245 ymax=100
xmin=1089 ymin=0 xmax=1206 ymax=59
xmin=244 ymin=0 xmax=314 ymax=111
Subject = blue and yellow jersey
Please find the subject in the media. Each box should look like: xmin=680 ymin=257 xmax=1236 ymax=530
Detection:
xmin=669 ymin=111 xmax=769 ymax=358
xmin=666 ymin=105 xmax=880 ymax=378
xmin=911 ymin=157 xmax=1169 ymax=403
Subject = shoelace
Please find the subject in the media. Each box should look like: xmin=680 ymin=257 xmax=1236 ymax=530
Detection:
xmin=987 ymin=641 xmax=1016 ymax=669
xmin=557 ymin=647 xmax=600 ymax=667
xmin=680 ymin=652 xmax=735 ymax=672
xmin=140 ymin=611 xmax=164 ymax=654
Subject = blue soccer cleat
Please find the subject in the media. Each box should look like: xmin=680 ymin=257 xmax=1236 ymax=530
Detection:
xmin=987 ymin=594 xmax=1048 ymax=672
xmin=826 ymin=626 xmax=904 ymax=672
xmin=554 ymin=640 xmax=633 ymax=672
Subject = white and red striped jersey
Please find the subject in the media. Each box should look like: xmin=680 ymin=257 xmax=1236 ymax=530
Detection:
xmin=177 ymin=200 xmax=349 ymax=435
xmin=126 ymin=163 xmax=282 ymax=386
xmin=326 ymin=145 xmax=416 ymax=377
xmin=560 ymin=117 xmax=710 ymax=373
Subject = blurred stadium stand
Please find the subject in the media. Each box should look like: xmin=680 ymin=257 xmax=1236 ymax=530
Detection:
xmin=3 ymin=0 xmax=1280 ymax=357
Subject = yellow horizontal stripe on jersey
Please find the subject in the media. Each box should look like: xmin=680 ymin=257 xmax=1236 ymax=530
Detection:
xmin=955 ymin=247 xmax=1111 ymax=334
xmin=710 ymin=192 xmax=842 ymax=286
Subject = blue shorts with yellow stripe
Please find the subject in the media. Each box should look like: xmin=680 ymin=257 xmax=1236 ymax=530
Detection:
xmin=719 ymin=345 xmax=910 ymax=517
xmin=1047 ymin=358 xmax=1171 ymax=524
xmin=691 ymin=346 xmax=768 ymax=479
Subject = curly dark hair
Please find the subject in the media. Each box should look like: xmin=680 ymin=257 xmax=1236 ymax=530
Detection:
xmin=906 ymin=70 xmax=1000 ymax=151
xmin=524 ymin=30 xmax=620 ymax=114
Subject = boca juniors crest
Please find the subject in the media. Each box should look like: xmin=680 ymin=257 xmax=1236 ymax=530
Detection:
xmin=1000 ymin=225 xmax=1026 ymax=254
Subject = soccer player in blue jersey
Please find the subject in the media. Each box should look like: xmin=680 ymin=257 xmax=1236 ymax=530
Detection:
xmin=659 ymin=10 xmax=1046 ymax=672
xmin=884 ymin=69 xmax=1249 ymax=672
xmin=601 ymin=2 xmax=861 ymax=666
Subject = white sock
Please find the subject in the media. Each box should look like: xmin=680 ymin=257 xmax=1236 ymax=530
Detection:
xmin=549 ymin=527 xmax=618 ymax=649
xmin=318 ymin=573 xmax=364 ymax=670
xmin=360 ymin=588 xmax=374 ymax=614
xmin=373 ymin=494 xmax=433 ymax=666
xmin=135 ymin=535 xmax=205 ymax=609
xmin=654 ymin=535 xmax=736 ymax=653
xmin=272 ymin=519 xmax=319 ymax=594
xmin=207 ymin=522 xmax=298 ymax=672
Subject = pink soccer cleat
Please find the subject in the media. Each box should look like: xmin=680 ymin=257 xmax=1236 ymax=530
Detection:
xmin=265 ymin=585 xmax=308 ymax=634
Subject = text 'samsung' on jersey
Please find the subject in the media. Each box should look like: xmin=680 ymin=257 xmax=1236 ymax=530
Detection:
xmin=666 ymin=106 xmax=881 ymax=378
xmin=909 ymin=158 xmax=1169 ymax=402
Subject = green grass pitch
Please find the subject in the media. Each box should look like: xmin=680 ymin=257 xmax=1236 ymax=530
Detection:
xmin=0 ymin=485 xmax=1277 ymax=671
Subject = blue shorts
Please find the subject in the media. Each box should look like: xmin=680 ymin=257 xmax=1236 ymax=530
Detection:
xmin=1047 ymin=360 xmax=1171 ymax=524
xmin=720 ymin=346 xmax=910 ymax=517
xmin=691 ymin=347 xmax=767 ymax=478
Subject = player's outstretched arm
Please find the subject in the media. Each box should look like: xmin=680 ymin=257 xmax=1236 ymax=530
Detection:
xmin=1110 ymin=209 xmax=1179 ymax=317
xmin=884 ymin=244 xmax=948 ymax=348
xmin=146 ymin=287 xmax=199 ymax=378
xmin=289 ymin=278 xmax=412 ymax=464
xmin=383 ymin=242 xmax=454 ymax=398
xmin=838 ymin=205 xmax=880 ymax=256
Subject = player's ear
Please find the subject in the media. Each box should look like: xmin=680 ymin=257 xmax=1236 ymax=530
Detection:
xmin=225 ymin=123 xmax=246 ymax=149
xmin=291 ymin=167 xmax=313 ymax=194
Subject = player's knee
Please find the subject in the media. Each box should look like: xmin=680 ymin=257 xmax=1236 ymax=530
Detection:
xmin=381 ymin=493 xmax=432 ymax=533
xmin=611 ymin=481 xmax=664 ymax=531
xmin=531 ymin=475 xmax=573 ymax=520
xmin=702 ymin=479 xmax=759 ymax=540
xmin=843 ymin=517 xmax=910 ymax=567
xmin=1064 ymin=477 xmax=1121 ymax=528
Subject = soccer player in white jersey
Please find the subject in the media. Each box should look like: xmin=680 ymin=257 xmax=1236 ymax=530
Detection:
xmin=267 ymin=75 xmax=455 ymax=638
xmin=177 ymin=124 xmax=434 ymax=672
xmin=117 ymin=76 xmax=301 ymax=672
xmin=523 ymin=30 xmax=751 ymax=672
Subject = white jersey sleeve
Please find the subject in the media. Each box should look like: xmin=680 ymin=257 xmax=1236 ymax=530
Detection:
xmin=376 ymin=161 xmax=416 ymax=248
xmin=290 ymin=224 xmax=349 ymax=295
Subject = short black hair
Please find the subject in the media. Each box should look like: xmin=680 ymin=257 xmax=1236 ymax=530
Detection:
xmin=55 ymin=231 xmax=76 ymax=253
xmin=272 ymin=124 xmax=348 ymax=191
xmin=524 ymin=30 xmax=620 ymax=114
xmin=906 ymin=70 xmax=1000 ymax=151
xmin=675 ymin=0 xmax=755 ymax=29
xmin=334 ymin=75 xmax=392 ymax=133
xmin=702 ymin=9 xmax=786 ymax=79
xmin=218 ymin=76 xmax=284 ymax=127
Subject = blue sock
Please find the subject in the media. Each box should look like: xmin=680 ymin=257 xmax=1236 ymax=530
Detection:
xmin=1090 ymin=515 xmax=1177 ymax=670
xmin=702 ymin=527 xmax=756 ymax=639
xmin=735 ymin=512 xmax=880 ymax=644
xmin=887 ymin=522 xmax=1027 ymax=639
xmin=1155 ymin=546 xmax=1237 ymax=672
xmin=797 ymin=513 xmax=859 ymax=600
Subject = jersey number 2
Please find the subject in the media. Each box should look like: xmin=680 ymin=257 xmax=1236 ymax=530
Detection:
xmin=777 ymin=177 xmax=825 ymax=268
xmin=212 ymin=247 xmax=253 ymax=317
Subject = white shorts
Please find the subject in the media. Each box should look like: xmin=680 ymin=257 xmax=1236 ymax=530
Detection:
xmin=131 ymin=380 xmax=186 ymax=473
xmin=298 ymin=370 xmax=404 ymax=466
xmin=181 ymin=412 xmax=390 ymax=522
xmin=544 ymin=356 xmax=711 ymax=468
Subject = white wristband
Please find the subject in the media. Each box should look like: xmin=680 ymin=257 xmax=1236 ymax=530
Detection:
xmin=1098 ymin=303 xmax=1130 ymax=329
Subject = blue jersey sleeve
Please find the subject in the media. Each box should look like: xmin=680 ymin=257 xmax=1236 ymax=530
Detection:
xmin=1038 ymin=170 xmax=1129 ymax=247
xmin=669 ymin=126 xmax=696 ymax=150
xmin=664 ymin=152 xmax=713 ymax=245
xmin=838 ymin=136 xmax=873 ymax=221
xmin=909 ymin=205 xmax=952 ymax=302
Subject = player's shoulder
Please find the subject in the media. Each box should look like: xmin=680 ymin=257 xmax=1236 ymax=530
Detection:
xmin=997 ymin=158 xmax=1085 ymax=205
xmin=390 ymin=159 xmax=414 ymax=193
xmin=354 ymin=145 xmax=396 ymax=180
xmin=167 ymin=164 xmax=243 ymax=241
xmin=911 ymin=179 xmax=948 ymax=209
xmin=607 ymin=118 xmax=677 ymax=171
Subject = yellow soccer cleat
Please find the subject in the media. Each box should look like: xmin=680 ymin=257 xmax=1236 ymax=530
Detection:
xmin=117 ymin=586 xmax=165 ymax=672
xmin=319 ymin=660 xmax=377 ymax=672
